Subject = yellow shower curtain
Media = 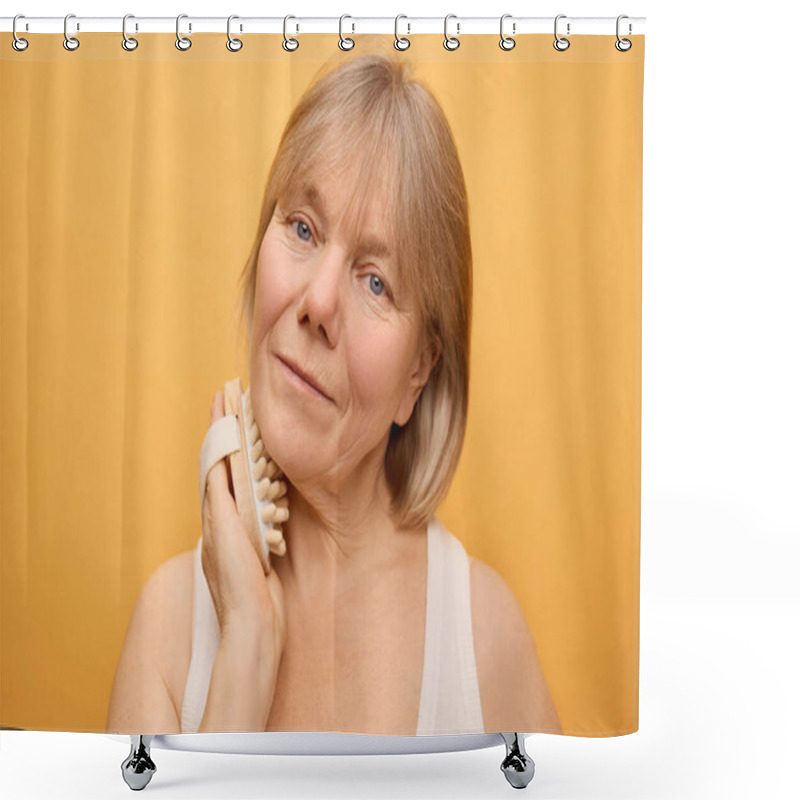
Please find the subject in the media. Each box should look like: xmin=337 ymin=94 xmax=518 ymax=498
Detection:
xmin=1 ymin=32 xmax=643 ymax=735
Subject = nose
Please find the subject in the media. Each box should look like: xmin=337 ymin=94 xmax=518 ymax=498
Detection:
xmin=295 ymin=243 xmax=344 ymax=347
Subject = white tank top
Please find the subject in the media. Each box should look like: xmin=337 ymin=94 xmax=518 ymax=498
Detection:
xmin=180 ymin=515 xmax=485 ymax=736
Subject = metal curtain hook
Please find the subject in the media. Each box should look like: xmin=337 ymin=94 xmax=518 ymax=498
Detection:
xmin=122 ymin=14 xmax=139 ymax=51
xmin=12 ymin=14 xmax=29 ymax=51
xmin=283 ymin=15 xmax=299 ymax=51
xmin=176 ymin=13 xmax=192 ymax=51
xmin=444 ymin=14 xmax=460 ymax=51
xmin=63 ymin=13 xmax=80 ymax=51
xmin=394 ymin=14 xmax=410 ymax=51
xmin=615 ymin=14 xmax=632 ymax=51
xmin=499 ymin=14 xmax=516 ymax=51
xmin=553 ymin=14 xmax=570 ymax=51
xmin=339 ymin=14 xmax=355 ymax=50
xmin=227 ymin=14 xmax=243 ymax=52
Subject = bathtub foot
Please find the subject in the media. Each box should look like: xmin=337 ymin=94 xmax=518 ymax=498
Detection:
xmin=499 ymin=733 xmax=535 ymax=789
xmin=121 ymin=735 xmax=156 ymax=790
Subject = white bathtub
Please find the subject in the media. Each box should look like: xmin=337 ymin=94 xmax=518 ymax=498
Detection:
xmin=105 ymin=731 xmax=536 ymax=789
xmin=105 ymin=730 xmax=512 ymax=755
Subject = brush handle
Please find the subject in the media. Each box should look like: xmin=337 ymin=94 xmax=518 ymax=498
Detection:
xmin=198 ymin=384 xmax=270 ymax=573
xmin=198 ymin=415 xmax=240 ymax=513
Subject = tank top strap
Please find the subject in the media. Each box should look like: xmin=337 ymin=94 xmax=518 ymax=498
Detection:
xmin=180 ymin=535 xmax=219 ymax=734
xmin=416 ymin=516 xmax=485 ymax=735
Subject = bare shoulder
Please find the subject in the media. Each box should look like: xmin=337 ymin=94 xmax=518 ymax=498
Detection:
xmin=469 ymin=556 xmax=562 ymax=734
xmin=107 ymin=548 xmax=196 ymax=732
xmin=142 ymin=549 xmax=195 ymax=612
xmin=131 ymin=550 xmax=195 ymax=713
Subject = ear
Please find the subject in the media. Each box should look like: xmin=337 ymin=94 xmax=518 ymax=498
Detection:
xmin=394 ymin=332 xmax=442 ymax=428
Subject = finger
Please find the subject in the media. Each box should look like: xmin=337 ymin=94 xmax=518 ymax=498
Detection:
xmin=204 ymin=391 xmax=236 ymax=520
xmin=267 ymin=570 xmax=286 ymax=646
xmin=209 ymin=390 xmax=223 ymax=423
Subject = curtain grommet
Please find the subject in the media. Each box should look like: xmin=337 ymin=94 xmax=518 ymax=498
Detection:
xmin=615 ymin=15 xmax=632 ymax=51
xmin=121 ymin=14 xmax=139 ymax=51
xmin=339 ymin=14 xmax=355 ymax=51
xmin=443 ymin=14 xmax=460 ymax=51
xmin=175 ymin=14 xmax=192 ymax=51
xmin=394 ymin=15 xmax=410 ymax=51
xmin=63 ymin=13 xmax=80 ymax=51
xmin=283 ymin=15 xmax=299 ymax=51
xmin=553 ymin=14 xmax=570 ymax=51
xmin=226 ymin=15 xmax=243 ymax=52
xmin=499 ymin=14 xmax=516 ymax=51
xmin=12 ymin=14 xmax=29 ymax=51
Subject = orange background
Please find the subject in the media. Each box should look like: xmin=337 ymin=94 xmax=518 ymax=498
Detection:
xmin=1 ymin=33 xmax=643 ymax=735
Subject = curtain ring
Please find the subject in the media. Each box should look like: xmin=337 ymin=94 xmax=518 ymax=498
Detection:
xmin=63 ymin=13 xmax=80 ymax=51
xmin=394 ymin=15 xmax=410 ymax=51
xmin=553 ymin=14 xmax=570 ymax=51
xmin=122 ymin=14 xmax=138 ymax=51
xmin=227 ymin=15 xmax=243 ymax=52
xmin=615 ymin=14 xmax=632 ymax=52
xmin=176 ymin=13 xmax=192 ymax=51
xmin=443 ymin=14 xmax=460 ymax=51
xmin=283 ymin=15 xmax=299 ymax=51
xmin=12 ymin=14 xmax=29 ymax=52
xmin=339 ymin=14 xmax=355 ymax=51
xmin=499 ymin=14 xmax=515 ymax=51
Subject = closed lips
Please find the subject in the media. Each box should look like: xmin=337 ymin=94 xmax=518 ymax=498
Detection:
xmin=278 ymin=355 xmax=332 ymax=401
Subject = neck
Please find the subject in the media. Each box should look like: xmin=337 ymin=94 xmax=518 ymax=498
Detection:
xmin=273 ymin=447 xmax=401 ymax=593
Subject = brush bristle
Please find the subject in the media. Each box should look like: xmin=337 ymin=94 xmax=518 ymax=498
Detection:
xmin=242 ymin=386 xmax=288 ymax=561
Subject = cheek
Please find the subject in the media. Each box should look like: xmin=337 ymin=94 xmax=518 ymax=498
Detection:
xmin=250 ymin=236 xmax=289 ymax=393
xmin=348 ymin=329 xmax=411 ymax=415
xmin=252 ymin=233 xmax=291 ymax=339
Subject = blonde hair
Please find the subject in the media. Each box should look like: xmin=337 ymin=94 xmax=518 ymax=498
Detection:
xmin=235 ymin=53 xmax=472 ymax=532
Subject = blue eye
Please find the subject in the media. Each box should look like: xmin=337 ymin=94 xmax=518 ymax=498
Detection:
xmin=368 ymin=275 xmax=386 ymax=297
xmin=367 ymin=274 xmax=394 ymax=305
xmin=294 ymin=220 xmax=312 ymax=243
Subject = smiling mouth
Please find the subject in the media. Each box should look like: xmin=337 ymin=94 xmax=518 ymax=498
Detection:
xmin=277 ymin=356 xmax=333 ymax=403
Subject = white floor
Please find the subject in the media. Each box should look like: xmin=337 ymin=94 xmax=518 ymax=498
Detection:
xmin=2 ymin=596 xmax=798 ymax=799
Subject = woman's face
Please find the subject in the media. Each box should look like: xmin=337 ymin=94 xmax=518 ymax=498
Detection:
xmin=249 ymin=164 xmax=437 ymax=492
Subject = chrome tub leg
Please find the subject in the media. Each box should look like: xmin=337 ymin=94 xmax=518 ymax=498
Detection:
xmin=500 ymin=732 xmax=535 ymax=789
xmin=121 ymin=735 xmax=156 ymax=790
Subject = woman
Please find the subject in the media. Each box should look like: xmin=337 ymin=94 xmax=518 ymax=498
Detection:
xmin=107 ymin=53 xmax=560 ymax=737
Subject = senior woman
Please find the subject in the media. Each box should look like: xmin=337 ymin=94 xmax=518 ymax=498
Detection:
xmin=107 ymin=53 xmax=560 ymax=737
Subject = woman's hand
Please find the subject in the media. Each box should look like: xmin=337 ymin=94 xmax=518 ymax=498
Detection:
xmin=201 ymin=390 xmax=287 ymax=658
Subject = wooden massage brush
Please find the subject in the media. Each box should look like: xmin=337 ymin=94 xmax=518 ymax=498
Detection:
xmin=198 ymin=377 xmax=289 ymax=574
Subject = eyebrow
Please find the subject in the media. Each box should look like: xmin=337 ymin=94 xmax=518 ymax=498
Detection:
xmin=288 ymin=182 xmax=393 ymax=262
xmin=296 ymin=182 xmax=327 ymax=223
xmin=359 ymin=234 xmax=392 ymax=261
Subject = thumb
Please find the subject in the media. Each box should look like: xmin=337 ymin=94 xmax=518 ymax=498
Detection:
xmin=209 ymin=389 xmax=224 ymax=424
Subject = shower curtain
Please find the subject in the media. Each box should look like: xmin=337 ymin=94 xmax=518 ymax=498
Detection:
xmin=1 ymin=29 xmax=644 ymax=738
